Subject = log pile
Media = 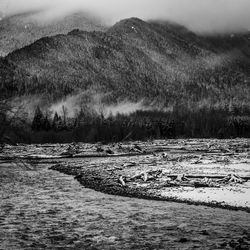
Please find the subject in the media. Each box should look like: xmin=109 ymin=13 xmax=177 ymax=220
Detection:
xmin=119 ymin=171 xmax=248 ymax=188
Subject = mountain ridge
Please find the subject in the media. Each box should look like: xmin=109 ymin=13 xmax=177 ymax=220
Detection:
xmin=0 ymin=11 xmax=106 ymax=57
xmin=0 ymin=17 xmax=250 ymax=111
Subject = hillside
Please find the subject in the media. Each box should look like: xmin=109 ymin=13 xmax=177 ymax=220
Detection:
xmin=0 ymin=12 xmax=105 ymax=57
xmin=0 ymin=17 xmax=250 ymax=110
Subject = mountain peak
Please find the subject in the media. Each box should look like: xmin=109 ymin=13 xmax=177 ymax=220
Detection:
xmin=108 ymin=17 xmax=148 ymax=35
xmin=0 ymin=12 xmax=106 ymax=57
xmin=0 ymin=17 xmax=249 ymax=112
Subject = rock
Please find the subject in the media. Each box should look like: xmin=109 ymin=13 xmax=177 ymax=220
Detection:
xmin=96 ymin=147 xmax=104 ymax=153
xmin=106 ymin=149 xmax=114 ymax=155
xmin=220 ymin=241 xmax=228 ymax=247
xmin=179 ymin=237 xmax=189 ymax=243
xmin=177 ymin=223 xmax=188 ymax=229
xmin=201 ymin=230 xmax=209 ymax=235
xmin=162 ymin=152 xmax=168 ymax=158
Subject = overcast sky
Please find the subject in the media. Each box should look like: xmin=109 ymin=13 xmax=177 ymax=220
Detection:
xmin=0 ymin=0 xmax=250 ymax=33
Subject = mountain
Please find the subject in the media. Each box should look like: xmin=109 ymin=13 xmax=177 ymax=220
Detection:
xmin=0 ymin=17 xmax=250 ymax=110
xmin=0 ymin=12 xmax=106 ymax=56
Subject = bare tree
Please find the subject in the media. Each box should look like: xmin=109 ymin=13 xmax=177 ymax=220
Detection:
xmin=0 ymin=101 xmax=27 ymax=150
xmin=0 ymin=101 xmax=12 ymax=145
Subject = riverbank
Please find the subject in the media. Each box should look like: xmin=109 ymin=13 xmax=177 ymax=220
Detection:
xmin=50 ymin=161 xmax=250 ymax=213
xmin=1 ymin=139 xmax=250 ymax=212
xmin=1 ymin=161 xmax=250 ymax=249
xmin=46 ymin=139 xmax=250 ymax=212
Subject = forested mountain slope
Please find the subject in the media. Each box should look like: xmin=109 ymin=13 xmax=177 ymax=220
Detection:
xmin=0 ymin=17 xmax=250 ymax=109
xmin=0 ymin=12 xmax=105 ymax=57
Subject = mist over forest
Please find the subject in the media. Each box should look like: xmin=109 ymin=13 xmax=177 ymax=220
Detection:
xmin=0 ymin=1 xmax=250 ymax=143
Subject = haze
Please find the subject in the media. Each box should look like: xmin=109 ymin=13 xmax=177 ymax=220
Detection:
xmin=0 ymin=0 xmax=250 ymax=33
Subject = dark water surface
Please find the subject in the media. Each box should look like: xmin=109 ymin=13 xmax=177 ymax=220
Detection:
xmin=0 ymin=163 xmax=249 ymax=250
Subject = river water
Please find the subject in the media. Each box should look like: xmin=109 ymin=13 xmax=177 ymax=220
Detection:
xmin=0 ymin=162 xmax=249 ymax=249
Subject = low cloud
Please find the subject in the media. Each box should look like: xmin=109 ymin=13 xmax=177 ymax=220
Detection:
xmin=49 ymin=93 xmax=149 ymax=118
xmin=1 ymin=0 xmax=250 ymax=33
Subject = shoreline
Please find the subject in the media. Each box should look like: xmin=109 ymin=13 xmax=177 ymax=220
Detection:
xmin=1 ymin=138 xmax=249 ymax=213
xmin=50 ymin=164 xmax=250 ymax=213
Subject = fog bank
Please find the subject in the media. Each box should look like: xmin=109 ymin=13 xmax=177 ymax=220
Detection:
xmin=1 ymin=0 xmax=250 ymax=33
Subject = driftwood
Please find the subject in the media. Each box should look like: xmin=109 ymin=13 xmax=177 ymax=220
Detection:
xmin=175 ymin=174 xmax=190 ymax=182
xmin=216 ymin=174 xmax=247 ymax=184
xmin=123 ymin=162 xmax=137 ymax=167
xmin=165 ymin=174 xmax=250 ymax=181
xmin=0 ymin=151 xmax=153 ymax=161
xmin=119 ymin=176 xmax=126 ymax=186
xmin=118 ymin=171 xmax=249 ymax=188
xmin=106 ymin=149 xmax=115 ymax=155
xmin=129 ymin=170 xmax=163 ymax=181
xmin=130 ymin=144 xmax=146 ymax=153
xmin=61 ymin=143 xmax=80 ymax=156
xmin=12 ymin=158 xmax=37 ymax=171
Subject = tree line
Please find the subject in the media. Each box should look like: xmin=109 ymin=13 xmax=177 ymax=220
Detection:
xmin=27 ymin=103 xmax=250 ymax=144
xmin=1 ymin=101 xmax=249 ymax=145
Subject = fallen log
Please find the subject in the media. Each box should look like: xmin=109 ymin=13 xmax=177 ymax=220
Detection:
xmin=130 ymin=173 xmax=144 ymax=180
xmin=129 ymin=170 xmax=163 ymax=182
xmin=216 ymin=174 xmax=247 ymax=184
xmin=119 ymin=176 xmax=126 ymax=186
xmin=119 ymin=171 xmax=249 ymax=189
xmin=142 ymin=172 xmax=148 ymax=182
xmin=164 ymin=174 xmax=250 ymax=181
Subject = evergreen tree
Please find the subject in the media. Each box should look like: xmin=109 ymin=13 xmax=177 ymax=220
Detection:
xmin=62 ymin=105 xmax=68 ymax=127
xmin=52 ymin=112 xmax=64 ymax=131
xmin=43 ymin=116 xmax=51 ymax=131
xmin=52 ymin=112 xmax=59 ymax=130
xmin=56 ymin=116 xmax=64 ymax=131
xmin=75 ymin=108 xmax=85 ymax=127
xmin=31 ymin=106 xmax=44 ymax=131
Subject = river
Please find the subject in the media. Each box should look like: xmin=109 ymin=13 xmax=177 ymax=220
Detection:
xmin=0 ymin=162 xmax=249 ymax=249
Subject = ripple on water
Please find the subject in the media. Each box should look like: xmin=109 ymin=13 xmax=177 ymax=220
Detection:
xmin=0 ymin=163 xmax=250 ymax=249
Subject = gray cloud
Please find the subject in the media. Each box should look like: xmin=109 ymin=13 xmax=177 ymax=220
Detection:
xmin=1 ymin=0 xmax=250 ymax=33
